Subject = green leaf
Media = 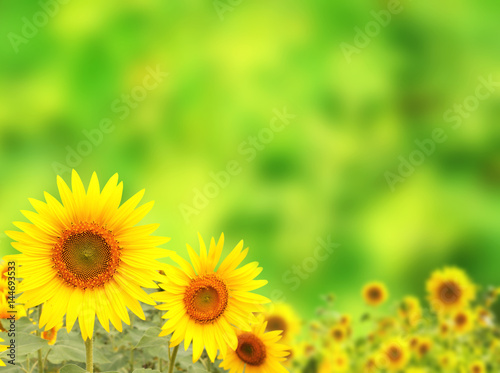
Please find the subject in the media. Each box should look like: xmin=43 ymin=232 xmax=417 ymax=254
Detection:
xmin=134 ymin=327 xmax=168 ymax=349
xmin=60 ymin=364 xmax=87 ymax=373
xmin=132 ymin=370 xmax=161 ymax=373
xmin=48 ymin=333 xmax=110 ymax=365
xmin=16 ymin=332 xmax=49 ymax=359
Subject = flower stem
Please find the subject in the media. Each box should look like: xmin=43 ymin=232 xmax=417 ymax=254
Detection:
xmin=167 ymin=345 xmax=179 ymax=373
xmin=85 ymin=337 xmax=93 ymax=373
xmin=36 ymin=306 xmax=43 ymax=373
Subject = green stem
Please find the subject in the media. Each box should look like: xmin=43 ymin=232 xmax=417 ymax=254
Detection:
xmin=43 ymin=349 xmax=52 ymax=372
xmin=159 ymin=358 xmax=164 ymax=372
xmin=167 ymin=345 xmax=179 ymax=373
xmin=36 ymin=306 xmax=43 ymax=373
xmin=130 ymin=349 xmax=134 ymax=372
xmin=85 ymin=337 xmax=93 ymax=373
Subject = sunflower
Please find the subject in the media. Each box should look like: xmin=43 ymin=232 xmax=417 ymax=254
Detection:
xmin=452 ymin=309 xmax=475 ymax=334
xmin=415 ymin=337 xmax=432 ymax=359
xmin=378 ymin=338 xmax=409 ymax=372
xmin=7 ymin=171 xmax=171 ymax=340
xmin=318 ymin=348 xmax=350 ymax=373
xmin=41 ymin=321 xmax=63 ymax=345
xmin=469 ymin=361 xmax=485 ymax=373
xmin=0 ymin=337 xmax=7 ymax=366
xmin=426 ymin=267 xmax=476 ymax=314
xmin=152 ymin=234 xmax=270 ymax=362
xmin=438 ymin=320 xmax=451 ymax=339
xmin=398 ymin=296 xmax=422 ymax=328
xmin=219 ymin=320 xmax=289 ymax=373
xmin=362 ymin=282 xmax=388 ymax=306
xmin=261 ymin=302 xmax=301 ymax=343
xmin=476 ymin=306 xmax=494 ymax=328
xmin=329 ymin=324 xmax=349 ymax=344
xmin=438 ymin=351 xmax=457 ymax=370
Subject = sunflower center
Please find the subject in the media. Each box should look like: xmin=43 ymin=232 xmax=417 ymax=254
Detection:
xmin=455 ymin=313 xmax=467 ymax=326
xmin=236 ymin=332 xmax=267 ymax=366
xmin=266 ymin=316 xmax=288 ymax=337
xmin=184 ymin=274 xmax=228 ymax=324
xmin=387 ymin=347 xmax=402 ymax=361
xmin=53 ymin=222 xmax=121 ymax=289
xmin=368 ymin=287 xmax=382 ymax=300
xmin=438 ymin=281 xmax=462 ymax=304
xmin=332 ymin=328 xmax=344 ymax=341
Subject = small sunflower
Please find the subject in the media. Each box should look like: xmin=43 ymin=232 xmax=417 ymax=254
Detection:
xmin=362 ymin=282 xmax=388 ymax=306
xmin=476 ymin=306 xmax=494 ymax=328
xmin=438 ymin=351 xmax=457 ymax=370
xmin=261 ymin=302 xmax=301 ymax=343
xmin=329 ymin=324 xmax=349 ymax=344
xmin=469 ymin=361 xmax=485 ymax=373
xmin=319 ymin=348 xmax=350 ymax=373
xmin=452 ymin=309 xmax=475 ymax=334
xmin=152 ymin=234 xmax=270 ymax=362
xmin=426 ymin=267 xmax=476 ymax=314
xmin=439 ymin=320 xmax=451 ymax=339
xmin=219 ymin=320 xmax=289 ymax=373
xmin=416 ymin=337 xmax=432 ymax=359
xmin=41 ymin=322 xmax=63 ymax=345
xmin=378 ymin=338 xmax=410 ymax=372
xmin=398 ymin=296 xmax=422 ymax=327
xmin=7 ymin=171 xmax=171 ymax=340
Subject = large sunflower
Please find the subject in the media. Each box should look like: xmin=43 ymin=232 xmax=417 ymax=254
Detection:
xmin=152 ymin=234 xmax=269 ymax=362
xmin=426 ymin=267 xmax=476 ymax=314
xmin=7 ymin=171 xmax=171 ymax=340
xmin=219 ymin=320 xmax=289 ymax=373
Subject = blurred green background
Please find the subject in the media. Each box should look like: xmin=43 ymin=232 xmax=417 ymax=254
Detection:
xmin=1 ymin=0 xmax=499 ymax=322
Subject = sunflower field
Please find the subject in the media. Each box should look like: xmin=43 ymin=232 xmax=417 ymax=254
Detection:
xmin=0 ymin=173 xmax=499 ymax=372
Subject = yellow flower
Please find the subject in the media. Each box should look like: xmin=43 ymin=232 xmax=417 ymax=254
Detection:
xmin=476 ymin=306 xmax=494 ymax=328
xmin=152 ymin=234 xmax=269 ymax=362
xmin=452 ymin=309 xmax=475 ymax=335
xmin=469 ymin=361 xmax=485 ymax=373
xmin=0 ymin=337 xmax=7 ymax=366
xmin=439 ymin=320 xmax=451 ymax=339
xmin=7 ymin=171 xmax=171 ymax=341
xmin=398 ymin=296 xmax=422 ymax=327
xmin=319 ymin=348 xmax=350 ymax=373
xmin=329 ymin=324 xmax=349 ymax=344
xmin=219 ymin=320 xmax=289 ymax=373
xmin=378 ymin=338 xmax=410 ymax=372
xmin=41 ymin=322 xmax=63 ymax=345
xmin=438 ymin=351 xmax=458 ymax=370
xmin=362 ymin=282 xmax=389 ymax=306
xmin=426 ymin=267 xmax=476 ymax=314
xmin=261 ymin=302 xmax=301 ymax=343
xmin=416 ymin=337 xmax=432 ymax=359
